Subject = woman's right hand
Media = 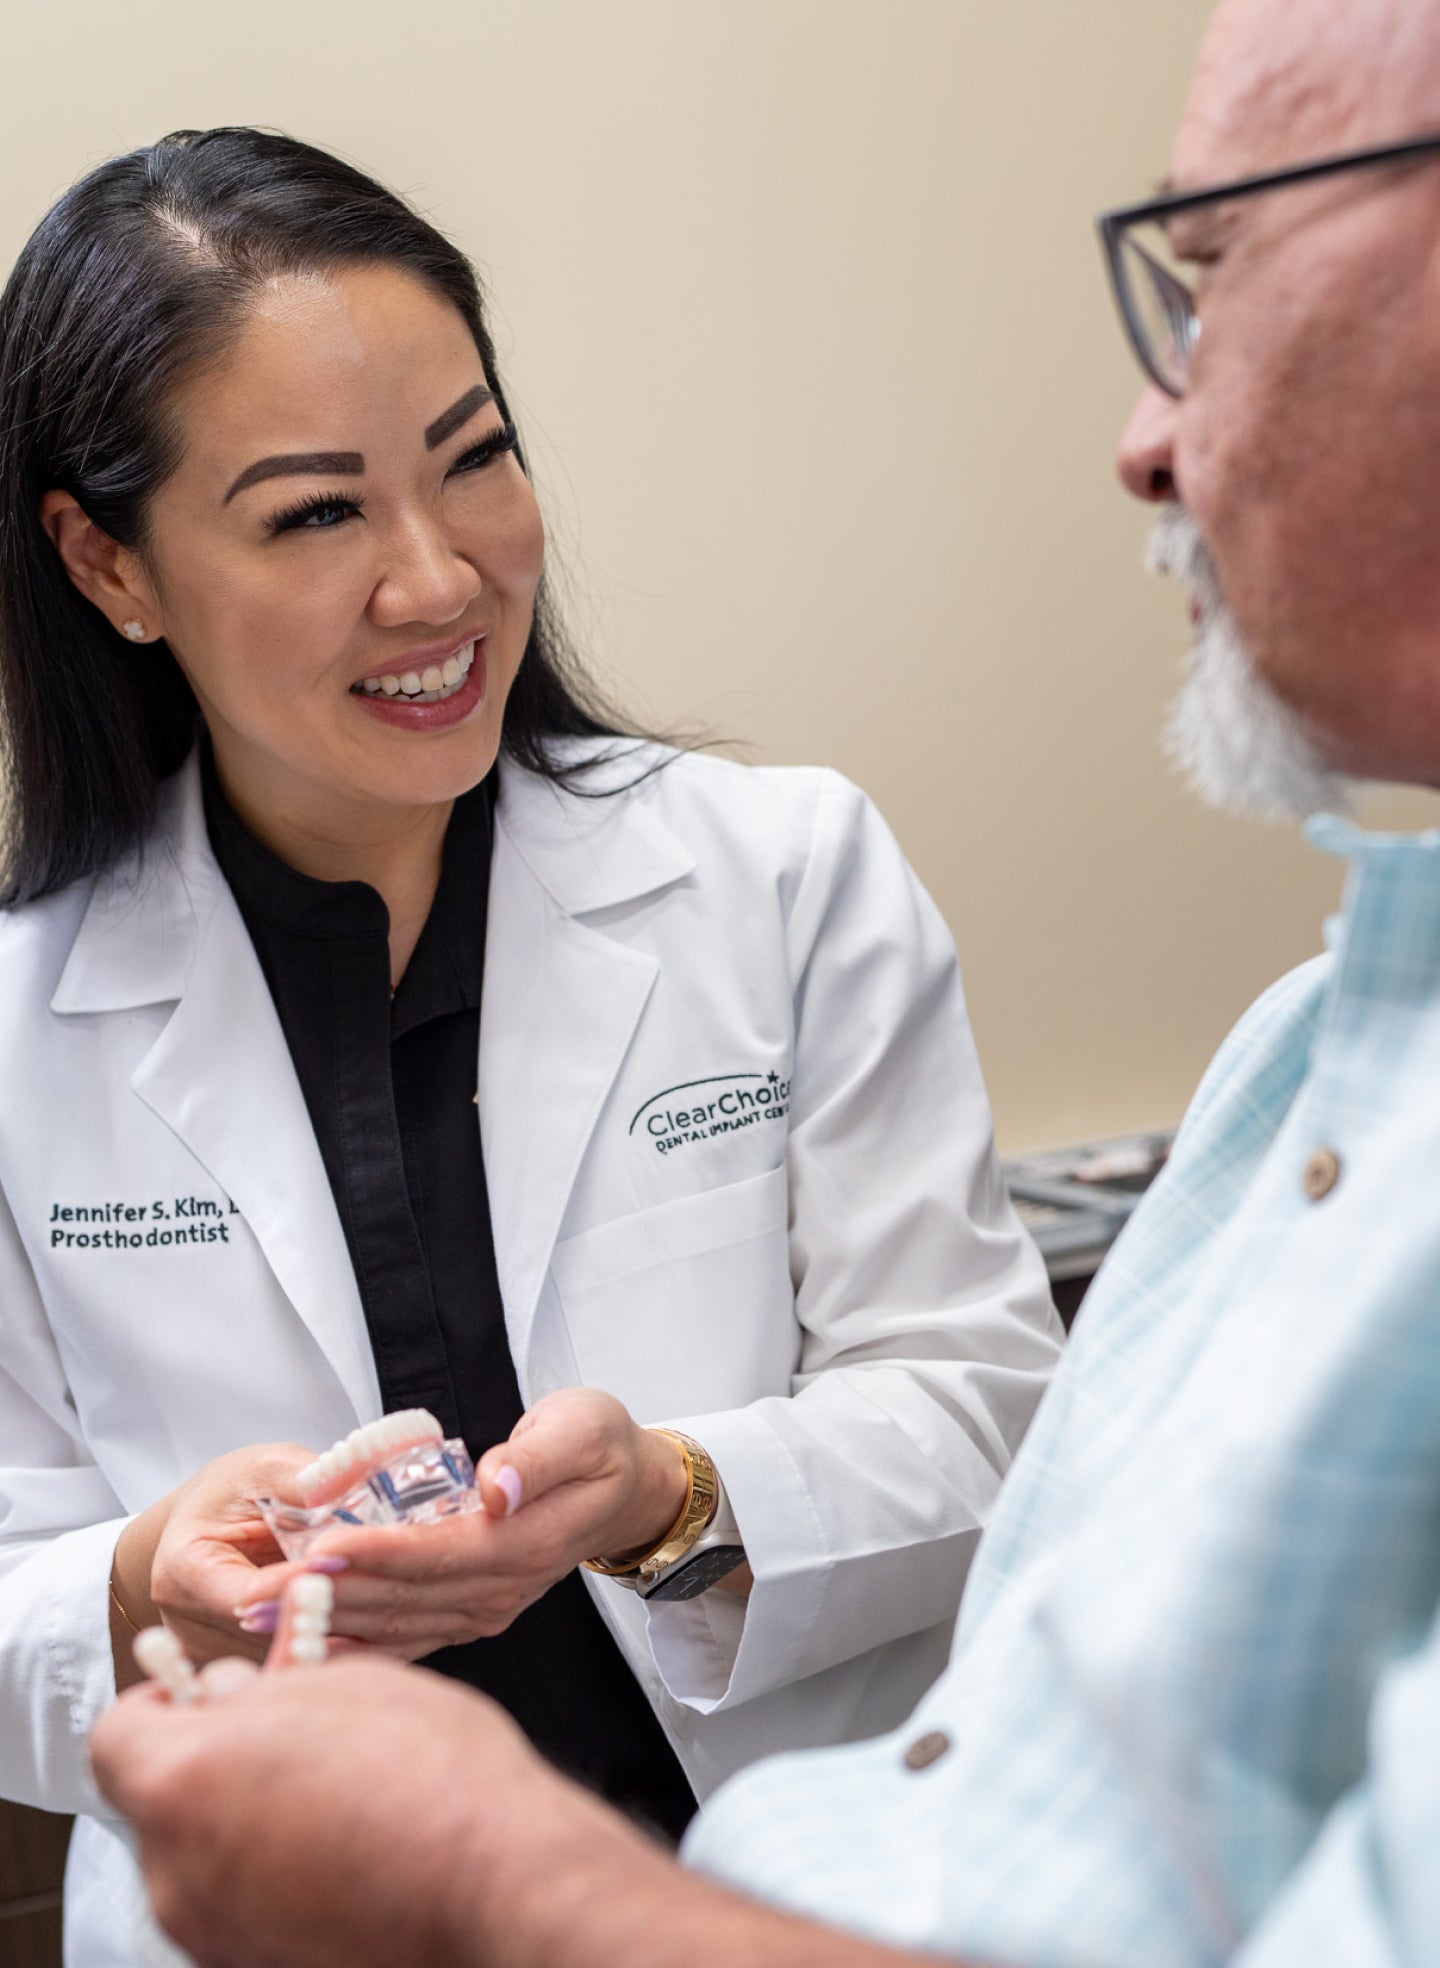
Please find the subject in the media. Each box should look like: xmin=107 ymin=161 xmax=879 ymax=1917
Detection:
xmin=112 ymin=1443 xmax=324 ymax=1688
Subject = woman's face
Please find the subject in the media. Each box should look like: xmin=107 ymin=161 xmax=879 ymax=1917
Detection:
xmin=135 ymin=264 xmax=544 ymax=844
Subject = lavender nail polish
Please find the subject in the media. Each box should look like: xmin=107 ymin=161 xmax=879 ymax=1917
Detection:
xmin=237 ymin=1601 xmax=279 ymax=1633
xmin=305 ymin=1555 xmax=351 ymax=1575
xmin=495 ymin=1464 xmax=523 ymax=1517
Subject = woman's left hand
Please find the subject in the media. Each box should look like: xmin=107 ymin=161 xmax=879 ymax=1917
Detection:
xmin=232 ymin=1390 xmax=691 ymax=1658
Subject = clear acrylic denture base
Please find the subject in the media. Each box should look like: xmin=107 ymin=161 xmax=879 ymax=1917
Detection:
xmin=257 ymin=1436 xmax=485 ymax=1560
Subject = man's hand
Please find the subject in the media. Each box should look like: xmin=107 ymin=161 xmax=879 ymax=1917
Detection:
xmin=231 ymin=1391 xmax=691 ymax=1656
xmin=92 ymin=1626 xmax=976 ymax=1968
xmin=90 ymin=1650 xmax=621 ymax=1968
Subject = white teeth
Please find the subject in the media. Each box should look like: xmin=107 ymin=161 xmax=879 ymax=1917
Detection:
xmin=292 ymin=1574 xmax=333 ymax=1616
xmin=133 ymin=1626 xmax=199 ymax=1704
xmin=294 ymin=1408 xmax=444 ymax=1496
xmin=355 ymin=642 xmax=476 ymax=703
xmin=289 ymin=1576 xmax=334 ymax=1660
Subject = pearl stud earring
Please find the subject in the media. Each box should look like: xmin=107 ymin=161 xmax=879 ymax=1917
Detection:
xmin=121 ymin=620 xmax=146 ymax=642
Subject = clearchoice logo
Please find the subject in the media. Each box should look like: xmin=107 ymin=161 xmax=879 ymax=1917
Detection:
xmin=629 ymin=1071 xmax=791 ymax=1156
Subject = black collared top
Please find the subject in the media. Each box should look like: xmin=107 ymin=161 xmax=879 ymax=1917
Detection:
xmin=202 ymin=750 xmax=694 ymax=1839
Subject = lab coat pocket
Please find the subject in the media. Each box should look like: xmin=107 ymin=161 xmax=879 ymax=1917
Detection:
xmin=550 ymin=1165 xmax=795 ymax=1417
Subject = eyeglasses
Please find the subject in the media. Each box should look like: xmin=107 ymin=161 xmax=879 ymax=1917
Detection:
xmin=1097 ymin=131 xmax=1440 ymax=398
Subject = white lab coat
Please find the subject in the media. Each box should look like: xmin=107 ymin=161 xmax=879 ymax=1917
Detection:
xmin=0 ymin=741 xmax=1061 ymax=1966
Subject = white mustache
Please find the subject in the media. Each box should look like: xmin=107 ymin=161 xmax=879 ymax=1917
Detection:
xmin=1145 ymin=500 xmax=1210 ymax=586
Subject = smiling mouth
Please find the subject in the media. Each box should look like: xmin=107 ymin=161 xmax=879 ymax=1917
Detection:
xmin=350 ymin=640 xmax=477 ymax=704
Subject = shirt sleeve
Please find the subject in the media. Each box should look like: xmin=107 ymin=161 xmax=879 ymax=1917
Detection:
xmin=0 ymin=1179 xmax=127 ymax=1816
xmin=1231 ymin=1598 xmax=1440 ymax=1968
xmin=642 ymin=771 xmax=1064 ymax=1710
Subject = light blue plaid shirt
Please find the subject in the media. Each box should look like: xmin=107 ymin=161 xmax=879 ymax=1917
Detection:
xmin=684 ymin=816 xmax=1440 ymax=1966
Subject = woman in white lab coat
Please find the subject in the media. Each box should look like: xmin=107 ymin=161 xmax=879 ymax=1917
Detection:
xmin=0 ymin=129 xmax=1061 ymax=1963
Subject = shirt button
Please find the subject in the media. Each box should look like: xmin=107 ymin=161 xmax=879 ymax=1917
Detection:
xmin=1302 ymin=1148 xmax=1342 ymax=1202
xmin=902 ymin=1730 xmax=951 ymax=1772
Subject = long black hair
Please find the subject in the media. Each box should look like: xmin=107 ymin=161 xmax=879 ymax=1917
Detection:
xmin=0 ymin=128 xmax=638 ymax=905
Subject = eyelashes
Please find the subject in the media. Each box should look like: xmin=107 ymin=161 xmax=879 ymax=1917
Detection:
xmin=265 ymin=419 xmax=521 ymax=536
xmin=266 ymin=488 xmax=365 ymax=535
xmin=453 ymin=419 xmax=519 ymax=475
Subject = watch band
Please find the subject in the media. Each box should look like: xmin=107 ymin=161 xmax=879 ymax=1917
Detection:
xmin=639 ymin=1530 xmax=747 ymax=1602
xmin=583 ymin=1430 xmax=740 ymax=1594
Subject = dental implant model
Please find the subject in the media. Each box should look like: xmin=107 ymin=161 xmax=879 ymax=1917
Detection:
xmin=133 ymin=1574 xmax=337 ymax=1700
xmin=132 ymin=1625 xmax=200 ymax=1705
xmin=256 ymin=1407 xmax=485 ymax=1561
xmin=285 ymin=1573 xmax=335 ymax=1665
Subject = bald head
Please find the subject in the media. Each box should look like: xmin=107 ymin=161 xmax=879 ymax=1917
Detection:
xmin=1176 ymin=0 xmax=1440 ymax=187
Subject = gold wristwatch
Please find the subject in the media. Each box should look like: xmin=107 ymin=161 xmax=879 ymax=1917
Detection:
xmin=583 ymin=1430 xmax=746 ymax=1602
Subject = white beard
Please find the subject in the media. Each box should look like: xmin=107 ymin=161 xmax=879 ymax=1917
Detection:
xmin=1146 ymin=503 xmax=1355 ymax=821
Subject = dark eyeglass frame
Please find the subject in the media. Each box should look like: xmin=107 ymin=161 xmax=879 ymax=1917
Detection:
xmin=1097 ymin=131 xmax=1440 ymax=398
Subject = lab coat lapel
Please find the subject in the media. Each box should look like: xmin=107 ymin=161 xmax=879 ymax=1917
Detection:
xmin=130 ymin=887 xmax=380 ymax=1424
xmin=480 ymin=754 xmax=694 ymax=1371
xmin=54 ymin=756 xmax=379 ymax=1425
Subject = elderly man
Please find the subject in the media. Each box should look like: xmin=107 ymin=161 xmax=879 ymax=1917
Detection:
xmin=91 ymin=0 xmax=1440 ymax=1961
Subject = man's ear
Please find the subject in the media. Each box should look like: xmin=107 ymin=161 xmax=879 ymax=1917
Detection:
xmin=38 ymin=491 xmax=165 ymax=644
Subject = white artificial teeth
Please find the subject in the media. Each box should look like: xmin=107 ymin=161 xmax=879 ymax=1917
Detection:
xmin=422 ymin=666 xmax=444 ymax=691
xmin=294 ymin=1408 xmax=444 ymax=1496
xmin=442 ymin=657 xmax=461 ymax=686
xmin=292 ymin=1574 xmax=333 ymax=1617
xmin=133 ymin=1626 xmax=199 ymax=1704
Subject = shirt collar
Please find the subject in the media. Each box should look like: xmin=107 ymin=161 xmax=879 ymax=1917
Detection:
xmin=200 ymin=742 xmax=386 ymax=941
xmin=395 ymin=781 xmax=493 ymax=1032
xmin=200 ymin=742 xmax=494 ymax=1029
xmin=51 ymin=739 xmax=693 ymax=1017
xmin=493 ymin=740 xmax=695 ymax=915
xmin=1305 ymin=808 xmax=1440 ymax=987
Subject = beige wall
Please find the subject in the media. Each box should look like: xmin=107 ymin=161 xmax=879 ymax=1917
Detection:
xmin=4 ymin=1 xmax=1429 ymax=1150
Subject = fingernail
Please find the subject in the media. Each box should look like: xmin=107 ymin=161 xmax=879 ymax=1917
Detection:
xmin=494 ymin=1464 xmax=523 ymax=1516
xmin=305 ymin=1556 xmax=350 ymax=1575
xmin=236 ymin=1601 xmax=279 ymax=1633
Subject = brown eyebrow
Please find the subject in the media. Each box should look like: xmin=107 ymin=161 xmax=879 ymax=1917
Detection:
xmin=425 ymin=385 xmax=494 ymax=450
xmin=224 ymin=387 xmax=496 ymax=503
xmin=224 ymin=451 xmax=364 ymax=503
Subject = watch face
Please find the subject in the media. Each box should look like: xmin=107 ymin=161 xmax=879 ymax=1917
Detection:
xmin=641 ymin=1544 xmax=747 ymax=1603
